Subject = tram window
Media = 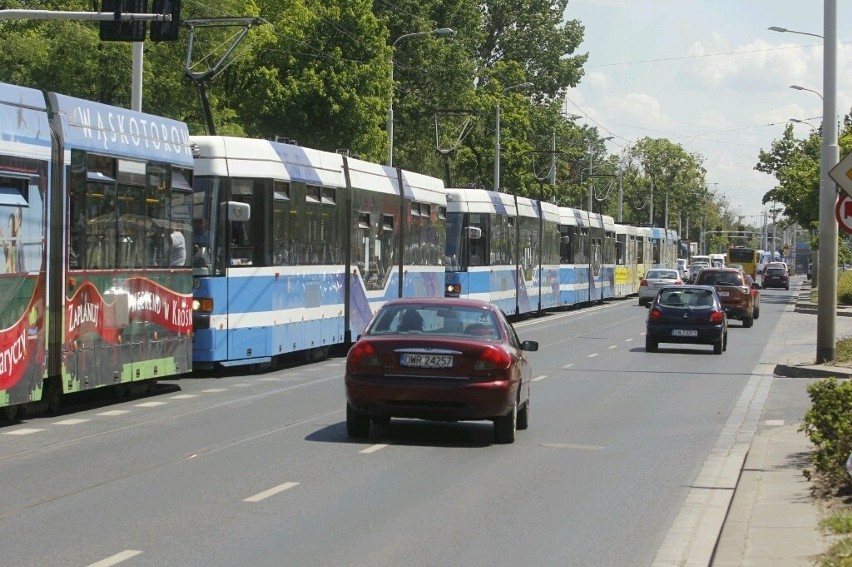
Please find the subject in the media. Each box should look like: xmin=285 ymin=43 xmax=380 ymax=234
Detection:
xmin=0 ymin=178 xmax=27 ymax=207
xmin=272 ymin=181 xmax=292 ymax=265
xmin=228 ymin=179 xmax=256 ymax=266
xmin=169 ymin=166 xmax=193 ymax=268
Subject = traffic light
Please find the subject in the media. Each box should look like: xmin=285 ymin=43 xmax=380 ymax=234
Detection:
xmin=100 ymin=0 xmax=147 ymax=42
xmin=150 ymin=0 xmax=181 ymax=42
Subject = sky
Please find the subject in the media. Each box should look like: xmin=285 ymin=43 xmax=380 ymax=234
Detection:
xmin=564 ymin=0 xmax=852 ymax=227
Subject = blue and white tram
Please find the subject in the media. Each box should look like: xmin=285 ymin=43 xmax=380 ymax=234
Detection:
xmin=444 ymin=188 xmax=559 ymax=316
xmin=190 ymin=136 xmax=446 ymax=368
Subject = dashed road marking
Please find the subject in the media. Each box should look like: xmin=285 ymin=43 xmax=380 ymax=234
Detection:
xmin=3 ymin=428 xmax=43 ymax=435
xmin=765 ymin=419 xmax=785 ymax=426
xmin=169 ymin=394 xmax=198 ymax=400
xmin=243 ymin=481 xmax=299 ymax=503
xmin=625 ymin=338 xmax=634 ymax=342
xmin=86 ymin=550 xmax=143 ymax=567
xmin=360 ymin=444 xmax=390 ymax=454
xmin=54 ymin=418 xmax=90 ymax=425
xmin=587 ymin=353 xmax=599 ymax=358
xmin=608 ymin=345 xmax=617 ymax=349
xmin=531 ymin=375 xmax=548 ymax=382
xmin=562 ymin=363 xmax=575 ymax=369
xmin=134 ymin=401 xmax=166 ymax=408
xmin=98 ymin=410 xmax=131 ymax=416
xmin=202 ymin=388 xmax=227 ymax=393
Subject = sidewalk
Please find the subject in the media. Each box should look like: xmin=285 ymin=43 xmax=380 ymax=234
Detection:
xmin=711 ymin=281 xmax=852 ymax=566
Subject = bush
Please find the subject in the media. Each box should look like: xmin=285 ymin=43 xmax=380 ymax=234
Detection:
xmin=838 ymin=271 xmax=852 ymax=305
xmin=801 ymin=378 xmax=852 ymax=491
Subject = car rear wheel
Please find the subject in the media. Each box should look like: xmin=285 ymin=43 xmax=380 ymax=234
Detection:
xmin=346 ymin=404 xmax=370 ymax=438
xmin=743 ymin=315 xmax=754 ymax=328
xmin=645 ymin=335 xmax=657 ymax=352
xmin=516 ymin=399 xmax=529 ymax=431
xmin=494 ymin=403 xmax=517 ymax=444
xmin=713 ymin=339 xmax=723 ymax=354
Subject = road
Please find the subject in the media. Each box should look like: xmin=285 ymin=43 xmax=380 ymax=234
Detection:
xmin=0 ymin=285 xmax=801 ymax=566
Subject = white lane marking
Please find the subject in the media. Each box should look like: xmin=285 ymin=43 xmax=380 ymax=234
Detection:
xmin=169 ymin=394 xmax=198 ymax=400
xmin=258 ymin=377 xmax=283 ymax=382
xmin=54 ymin=419 xmax=90 ymax=425
xmin=3 ymin=428 xmax=43 ymax=435
xmin=202 ymin=388 xmax=227 ymax=393
xmin=98 ymin=410 xmax=130 ymax=416
xmin=243 ymin=481 xmax=300 ymax=503
xmin=531 ymin=375 xmax=548 ymax=382
xmin=562 ymin=363 xmax=575 ymax=369
xmin=587 ymin=353 xmax=599 ymax=358
xmin=134 ymin=401 xmax=166 ymax=408
xmin=539 ymin=442 xmax=605 ymax=450
xmin=233 ymin=383 xmax=253 ymax=388
xmin=608 ymin=345 xmax=617 ymax=349
xmin=360 ymin=444 xmax=390 ymax=454
xmin=765 ymin=419 xmax=785 ymax=426
xmin=86 ymin=550 xmax=143 ymax=567
xmin=625 ymin=338 xmax=634 ymax=342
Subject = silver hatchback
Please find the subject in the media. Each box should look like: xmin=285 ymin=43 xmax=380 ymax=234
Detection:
xmin=638 ymin=269 xmax=683 ymax=306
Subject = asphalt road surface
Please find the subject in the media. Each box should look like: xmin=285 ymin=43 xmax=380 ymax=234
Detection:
xmin=0 ymin=285 xmax=800 ymax=567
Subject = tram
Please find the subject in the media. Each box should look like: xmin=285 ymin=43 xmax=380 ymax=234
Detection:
xmin=189 ymin=136 xmax=446 ymax=369
xmin=0 ymin=82 xmax=194 ymax=418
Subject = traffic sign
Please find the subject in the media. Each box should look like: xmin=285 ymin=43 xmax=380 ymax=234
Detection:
xmin=835 ymin=192 xmax=852 ymax=235
xmin=830 ymin=151 xmax=852 ymax=197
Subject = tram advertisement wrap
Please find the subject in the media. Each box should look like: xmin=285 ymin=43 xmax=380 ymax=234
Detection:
xmin=66 ymin=278 xmax=192 ymax=345
xmin=0 ymin=274 xmax=45 ymax=391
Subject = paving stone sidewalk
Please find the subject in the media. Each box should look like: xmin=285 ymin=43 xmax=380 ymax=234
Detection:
xmin=711 ymin=281 xmax=852 ymax=566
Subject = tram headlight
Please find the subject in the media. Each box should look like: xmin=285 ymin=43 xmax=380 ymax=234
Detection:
xmin=445 ymin=283 xmax=461 ymax=297
xmin=193 ymin=297 xmax=214 ymax=313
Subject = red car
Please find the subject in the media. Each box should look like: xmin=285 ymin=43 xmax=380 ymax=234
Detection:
xmin=345 ymin=298 xmax=538 ymax=444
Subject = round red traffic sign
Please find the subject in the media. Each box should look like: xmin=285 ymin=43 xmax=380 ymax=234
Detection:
xmin=836 ymin=193 xmax=852 ymax=235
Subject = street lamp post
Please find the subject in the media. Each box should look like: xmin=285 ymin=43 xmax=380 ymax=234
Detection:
xmin=770 ymin=8 xmax=838 ymax=362
xmin=494 ymin=82 xmax=533 ymax=191
xmin=387 ymin=27 xmax=455 ymax=167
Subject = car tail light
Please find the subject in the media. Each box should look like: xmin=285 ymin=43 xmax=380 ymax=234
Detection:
xmin=675 ymin=280 xmax=684 ymax=285
xmin=346 ymin=341 xmax=382 ymax=373
xmin=640 ymin=279 xmax=648 ymax=287
xmin=710 ymin=310 xmax=724 ymax=323
xmin=648 ymin=308 xmax=662 ymax=321
xmin=474 ymin=346 xmax=512 ymax=371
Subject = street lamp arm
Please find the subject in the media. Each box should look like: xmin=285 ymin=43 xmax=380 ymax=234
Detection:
xmin=790 ymin=84 xmax=824 ymax=100
xmin=768 ymin=26 xmax=824 ymax=39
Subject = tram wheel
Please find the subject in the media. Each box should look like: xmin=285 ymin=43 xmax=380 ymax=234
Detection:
xmin=3 ymin=404 xmax=20 ymax=422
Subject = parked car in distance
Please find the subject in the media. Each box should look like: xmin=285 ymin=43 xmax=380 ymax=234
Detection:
xmin=693 ymin=267 xmax=757 ymax=328
xmin=762 ymin=266 xmax=790 ymax=290
xmin=745 ymin=274 xmax=760 ymax=319
xmin=677 ymin=258 xmax=689 ymax=280
xmin=638 ymin=268 xmax=683 ymax=306
xmin=345 ymin=297 xmax=538 ymax=444
xmin=645 ymin=285 xmax=728 ymax=354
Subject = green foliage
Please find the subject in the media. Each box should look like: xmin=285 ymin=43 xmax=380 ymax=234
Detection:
xmin=839 ymin=271 xmax=852 ymax=306
xmin=820 ymin=512 xmax=852 ymax=535
xmin=818 ymin=537 xmax=852 ymax=566
xmin=801 ymin=378 xmax=852 ymax=490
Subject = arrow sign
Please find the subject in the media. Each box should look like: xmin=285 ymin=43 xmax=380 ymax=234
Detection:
xmin=835 ymin=192 xmax=852 ymax=235
xmin=829 ymin=151 xmax=852 ymax=197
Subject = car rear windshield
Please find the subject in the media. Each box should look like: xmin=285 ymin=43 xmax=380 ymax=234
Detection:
xmin=767 ymin=268 xmax=786 ymax=275
xmin=647 ymin=270 xmax=678 ymax=279
xmin=368 ymin=305 xmax=503 ymax=339
xmin=698 ymin=272 xmax=741 ymax=286
xmin=658 ymin=289 xmax=715 ymax=308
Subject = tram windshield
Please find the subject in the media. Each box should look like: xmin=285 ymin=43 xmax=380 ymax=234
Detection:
xmin=192 ymin=177 xmax=221 ymax=275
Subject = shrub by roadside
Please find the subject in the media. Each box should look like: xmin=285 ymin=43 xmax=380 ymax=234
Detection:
xmin=840 ymin=271 xmax=852 ymax=305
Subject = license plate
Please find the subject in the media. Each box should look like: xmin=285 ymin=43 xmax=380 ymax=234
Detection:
xmin=400 ymin=354 xmax=454 ymax=368
xmin=717 ymin=291 xmax=729 ymax=297
xmin=672 ymin=329 xmax=698 ymax=337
